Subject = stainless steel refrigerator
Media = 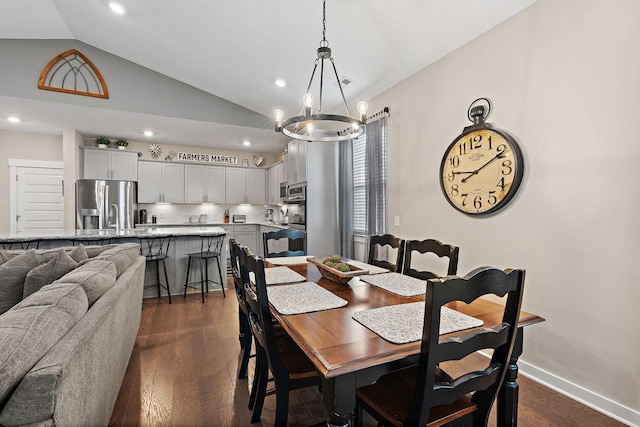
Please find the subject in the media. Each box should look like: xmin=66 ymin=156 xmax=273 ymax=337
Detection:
xmin=76 ymin=179 xmax=138 ymax=230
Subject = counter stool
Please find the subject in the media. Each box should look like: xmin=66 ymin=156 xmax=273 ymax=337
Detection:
xmin=184 ymin=235 xmax=226 ymax=303
xmin=1 ymin=238 xmax=40 ymax=250
xmin=138 ymin=236 xmax=172 ymax=304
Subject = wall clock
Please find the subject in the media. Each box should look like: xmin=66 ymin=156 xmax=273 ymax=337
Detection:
xmin=148 ymin=144 xmax=161 ymax=159
xmin=439 ymin=98 xmax=524 ymax=216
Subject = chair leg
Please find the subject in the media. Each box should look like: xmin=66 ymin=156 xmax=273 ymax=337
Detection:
xmin=161 ymin=259 xmax=171 ymax=304
xmin=216 ymin=256 xmax=226 ymax=297
xmin=274 ymin=373 xmax=290 ymax=427
xmin=199 ymin=258 xmax=205 ymax=303
xmin=250 ymin=348 xmax=268 ymax=422
xmin=155 ymin=261 xmax=161 ymax=299
xmin=238 ymin=313 xmax=252 ymax=379
xmin=238 ymin=310 xmax=245 ymax=348
xmin=205 ymin=258 xmax=210 ymax=293
xmin=184 ymin=256 xmax=192 ymax=298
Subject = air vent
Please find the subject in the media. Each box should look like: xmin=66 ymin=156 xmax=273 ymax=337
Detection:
xmin=335 ymin=76 xmax=353 ymax=87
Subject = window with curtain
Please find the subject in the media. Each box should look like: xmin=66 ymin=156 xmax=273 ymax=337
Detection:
xmin=352 ymin=133 xmax=367 ymax=234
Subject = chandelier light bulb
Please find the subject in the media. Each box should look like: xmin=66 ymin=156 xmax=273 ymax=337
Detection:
xmin=306 ymin=123 xmax=314 ymax=135
xmin=303 ymin=93 xmax=315 ymax=108
xmin=357 ymin=101 xmax=368 ymax=115
xmin=274 ymin=109 xmax=284 ymax=122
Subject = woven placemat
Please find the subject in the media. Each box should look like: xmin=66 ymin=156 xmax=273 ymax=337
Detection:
xmin=352 ymin=302 xmax=484 ymax=344
xmin=346 ymin=260 xmax=388 ymax=275
xmin=360 ymin=272 xmax=426 ymax=297
xmin=267 ymin=282 xmax=347 ymax=315
xmin=250 ymin=266 xmax=306 ymax=285
xmin=265 ymin=256 xmax=311 ymax=266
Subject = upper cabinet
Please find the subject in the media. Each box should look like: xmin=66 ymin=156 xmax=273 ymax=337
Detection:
xmin=287 ymin=140 xmax=307 ymax=184
xmin=80 ymin=147 xmax=138 ymax=181
xmin=138 ymin=161 xmax=184 ymax=203
xmin=266 ymin=162 xmax=285 ymax=205
xmin=184 ymin=164 xmax=225 ymax=204
xmin=225 ymin=167 xmax=266 ymax=204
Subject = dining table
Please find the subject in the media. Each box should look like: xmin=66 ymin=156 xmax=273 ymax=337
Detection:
xmin=264 ymin=258 xmax=545 ymax=427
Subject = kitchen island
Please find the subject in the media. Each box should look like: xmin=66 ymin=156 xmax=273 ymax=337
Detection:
xmin=0 ymin=227 xmax=228 ymax=299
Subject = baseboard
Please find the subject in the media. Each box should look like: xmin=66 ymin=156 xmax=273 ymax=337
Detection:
xmin=518 ymin=359 xmax=640 ymax=427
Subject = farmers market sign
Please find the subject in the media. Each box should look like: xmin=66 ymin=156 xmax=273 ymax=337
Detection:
xmin=176 ymin=152 xmax=238 ymax=165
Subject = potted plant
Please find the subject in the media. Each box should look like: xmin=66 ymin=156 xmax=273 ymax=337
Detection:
xmin=96 ymin=137 xmax=110 ymax=148
xmin=116 ymin=139 xmax=128 ymax=150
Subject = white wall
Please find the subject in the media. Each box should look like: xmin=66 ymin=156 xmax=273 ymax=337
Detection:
xmin=367 ymin=0 xmax=640 ymax=424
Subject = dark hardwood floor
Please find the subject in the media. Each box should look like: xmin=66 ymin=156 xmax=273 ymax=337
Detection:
xmin=109 ymin=278 xmax=626 ymax=427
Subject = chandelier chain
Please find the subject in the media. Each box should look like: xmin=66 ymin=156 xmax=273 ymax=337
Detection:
xmin=322 ymin=0 xmax=327 ymax=43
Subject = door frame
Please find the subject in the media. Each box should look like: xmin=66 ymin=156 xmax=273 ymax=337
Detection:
xmin=9 ymin=159 xmax=64 ymax=234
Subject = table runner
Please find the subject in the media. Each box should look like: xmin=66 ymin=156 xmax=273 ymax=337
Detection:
xmin=250 ymin=266 xmax=306 ymax=285
xmin=346 ymin=260 xmax=388 ymax=275
xmin=352 ymin=302 xmax=484 ymax=344
xmin=267 ymin=282 xmax=348 ymax=315
xmin=265 ymin=256 xmax=311 ymax=266
xmin=360 ymin=272 xmax=426 ymax=297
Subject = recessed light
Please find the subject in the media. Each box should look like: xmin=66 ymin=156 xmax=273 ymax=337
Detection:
xmin=8 ymin=116 xmax=20 ymax=123
xmin=144 ymin=131 xmax=154 ymax=137
xmin=109 ymin=2 xmax=125 ymax=14
xmin=275 ymin=79 xmax=286 ymax=88
xmin=242 ymin=141 xmax=251 ymax=146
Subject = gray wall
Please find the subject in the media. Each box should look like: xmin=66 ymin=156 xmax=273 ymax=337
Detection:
xmin=367 ymin=0 xmax=640 ymax=424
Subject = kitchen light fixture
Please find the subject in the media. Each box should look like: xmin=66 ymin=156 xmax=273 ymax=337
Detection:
xmin=275 ymin=79 xmax=286 ymax=88
xmin=274 ymin=0 xmax=367 ymax=142
xmin=242 ymin=140 xmax=251 ymax=146
xmin=7 ymin=116 xmax=20 ymax=123
xmin=109 ymin=2 xmax=125 ymax=15
xmin=143 ymin=130 xmax=154 ymax=137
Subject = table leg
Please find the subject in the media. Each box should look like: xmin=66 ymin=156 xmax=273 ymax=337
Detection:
xmin=497 ymin=327 xmax=524 ymax=427
xmin=323 ymin=374 xmax=355 ymax=427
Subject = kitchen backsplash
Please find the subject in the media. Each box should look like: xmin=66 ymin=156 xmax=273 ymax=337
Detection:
xmin=138 ymin=204 xmax=277 ymax=225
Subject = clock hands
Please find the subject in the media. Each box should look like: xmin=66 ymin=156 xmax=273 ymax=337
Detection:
xmin=461 ymin=149 xmax=508 ymax=183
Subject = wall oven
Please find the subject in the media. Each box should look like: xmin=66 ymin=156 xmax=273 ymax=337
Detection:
xmin=287 ymin=182 xmax=306 ymax=202
xmin=279 ymin=182 xmax=288 ymax=202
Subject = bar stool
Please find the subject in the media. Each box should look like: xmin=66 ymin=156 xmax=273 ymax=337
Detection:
xmin=183 ymin=234 xmax=225 ymax=303
xmin=138 ymin=236 xmax=172 ymax=304
xmin=1 ymin=238 xmax=40 ymax=249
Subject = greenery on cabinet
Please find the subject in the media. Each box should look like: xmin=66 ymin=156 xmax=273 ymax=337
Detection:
xmin=116 ymin=138 xmax=128 ymax=147
xmin=96 ymin=137 xmax=110 ymax=147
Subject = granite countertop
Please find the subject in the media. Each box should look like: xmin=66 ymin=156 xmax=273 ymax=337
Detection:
xmin=136 ymin=222 xmax=289 ymax=229
xmin=0 ymin=226 xmax=228 ymax=242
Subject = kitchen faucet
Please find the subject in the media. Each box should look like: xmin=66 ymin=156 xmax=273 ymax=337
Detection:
xmin=110 ymin=204 xmax=120 ymax=233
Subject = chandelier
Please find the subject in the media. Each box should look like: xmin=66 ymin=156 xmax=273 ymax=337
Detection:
xmin=274 ymin=0 xmax=368 ymax=142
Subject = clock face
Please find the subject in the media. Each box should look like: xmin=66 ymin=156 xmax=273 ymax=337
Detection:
xmin=440 ymin=127 xmax=523 ymax=216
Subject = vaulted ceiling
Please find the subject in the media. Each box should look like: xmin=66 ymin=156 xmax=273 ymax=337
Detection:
xmin=0 ymin=0 xmax=538 ymax=154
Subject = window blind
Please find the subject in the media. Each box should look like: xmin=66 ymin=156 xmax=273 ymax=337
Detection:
xmin=353 ymin=134 xmax=366 ymax=234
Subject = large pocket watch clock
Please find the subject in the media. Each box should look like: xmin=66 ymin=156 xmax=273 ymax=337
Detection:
xmin=439 ymin=98 xmax=524 ymax=216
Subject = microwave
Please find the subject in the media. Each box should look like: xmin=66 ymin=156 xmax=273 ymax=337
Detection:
xmin=287 ymin=182 xmax=306 ymax=202
xmin=279 ymin=182 xmax=288 ymax=202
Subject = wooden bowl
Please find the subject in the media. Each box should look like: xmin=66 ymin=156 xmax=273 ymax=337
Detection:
xmin=307 ymin=256 xmax=369 ymax=284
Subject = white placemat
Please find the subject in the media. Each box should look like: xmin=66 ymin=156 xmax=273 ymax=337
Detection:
xmin=267 ymin=282 xmax=348 ymax=315
xmin=266 ymin=256 xmax=311 ymax=266
xmin=346 ymin=260 xmax=388 ymax=275
xmin=352 ymin=302 xmax=484 ymax=344
xmin=250 ymin=266 xmax=306 ymax=285
xmin=360 ymin=272 xmax=427 ymax=297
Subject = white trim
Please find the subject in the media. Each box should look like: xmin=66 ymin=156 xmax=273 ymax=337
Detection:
xmin=517 ymin=359 xmax=640 ymax=427
xmin=8 ymin=159 xmax=64 ymax=169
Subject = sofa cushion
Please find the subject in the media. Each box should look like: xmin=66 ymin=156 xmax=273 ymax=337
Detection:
xmin=84 ymin=243 xmax=117 ymax=258
xmin=54 ymin=259 xmax=117 ymax=306
xmin=0 ymin=250 xmax=39 ymax=316
xmin=0 ymin=282 xmax=88 ymax=407
xmin=88 ymin=243 xmax=140 ymax=278
xmin=23 ymin=250 xmax=79 ymax=299
xmin=1 ymin=245 xmax=88 ymax=265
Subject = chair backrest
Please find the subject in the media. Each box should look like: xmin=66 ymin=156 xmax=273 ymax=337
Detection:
xmin=402 ymin=238 xmax=459 ymax=280
xmin=199 ymin=234 xmax=225 ymax=256
xmin=138 ymin=236 xmax=170 ymax=260
xmin=229 ymin=238 xmax=248 ymax=315
xmin=406 ymin=267 xmax=525 ymax=426
xmin=239 ymin=247 xmax=286 ymax=371
xmin=263 ymin=228 xmax=306 ymax=258
xmin=367 ymin=234 xmax=405 ymax=272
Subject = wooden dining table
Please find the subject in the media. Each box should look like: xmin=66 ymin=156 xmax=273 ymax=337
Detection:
xmin=265 ymin=260 xmax=545 ymax=427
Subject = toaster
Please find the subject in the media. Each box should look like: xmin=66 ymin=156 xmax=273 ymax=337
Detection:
xmin=232 ymin=214 xmax=246 ymax=223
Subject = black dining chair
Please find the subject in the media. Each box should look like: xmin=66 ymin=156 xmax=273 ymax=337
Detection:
xmin=402 ymin=238 xmax=459 ymax=280
xmin=355 ymin=267 xmax=525 ymax=427
xmin=263 ymin=228 xmax=306 ymax=258
xmin=240 ymin=246 xmax=321 ymax=425
xmin=229 ymin=238 xmax=253 ymax=379
xmin=367 ymin=234 xmax=405 ymax=272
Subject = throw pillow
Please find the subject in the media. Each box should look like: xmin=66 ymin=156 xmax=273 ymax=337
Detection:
xmin=23 ymin=250 xmax=79 ymax=299
xmin=0 ymin=250 xmax=39 ymax=316
xmin=54 ymin=259 xmax=117 ymax=306
xmin=0 ymin=282 xmax=88 ymax=407
xmin=84 ymin=244 xmax=117 ymax=258
xmin=34 ymin=245 xmax=88 ymax=264
xmin=90 ymin=243 xmax=140 ymax=277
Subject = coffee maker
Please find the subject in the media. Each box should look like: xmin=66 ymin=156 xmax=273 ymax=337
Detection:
xmin=139 ymin=209 xmax=147 ymax=224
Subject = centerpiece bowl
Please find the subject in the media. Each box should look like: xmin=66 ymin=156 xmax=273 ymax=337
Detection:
xmin=307 ymin=255 xmax=369 ymax=284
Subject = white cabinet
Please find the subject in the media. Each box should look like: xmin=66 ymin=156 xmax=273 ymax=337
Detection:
xmin=138 ymin=161 xmax=185 ymax=203
xmin=267 ymin=162 xmax=285 ymax=205
xmin=287 ymin=140 xmax=307 ymax=184
xmin=225 ymin=167 xmax=266 ymax=204
xmin=81 ymin=147 xmax=138 ymax=181
xmin=233 ymin=225 xmax=258 ymax=254
xmin=185 ymin=165 xmax=225 ymax=203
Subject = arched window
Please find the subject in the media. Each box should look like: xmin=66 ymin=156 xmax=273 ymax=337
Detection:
xmin=38 ymin=49 xmax=108 ymax=98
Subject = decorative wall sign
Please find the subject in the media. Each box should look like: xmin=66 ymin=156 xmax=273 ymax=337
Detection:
xmin=176 ymin=152 xmax=238 ymax=165
xmin=149 ymin=144 xmax=162 ymax=159
xmin=38 ymin=49 xmax=109 ymax=98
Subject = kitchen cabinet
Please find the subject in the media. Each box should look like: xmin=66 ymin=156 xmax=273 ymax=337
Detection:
xmin=266 ymin=162 xmax=285 ymax=205
xmin=138 ymin=161 xmax=185 ymax=203
xmin=225 ymin=167 xmax=266 ymax=204
xmin=184 ymin=164 xmax=225 ymax=203
xmin=287 ymin=140 xmax=307 ymax=184
xmin=233 ymin=225 xmax=258 ymax=255
xmin=80 ymin=147 xmax=138 ymax=181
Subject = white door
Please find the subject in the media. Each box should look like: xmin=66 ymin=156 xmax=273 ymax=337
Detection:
xmin=14 ymin=166 xmax=64 ymax=235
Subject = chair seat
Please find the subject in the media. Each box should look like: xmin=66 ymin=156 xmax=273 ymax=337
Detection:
xmin=185 ymin=250 xmax=220 ymax=259
xmin=356 ymin=366 xmax=477 ymax=427
xmin=144 ymin=253 xmax=169 ymax=262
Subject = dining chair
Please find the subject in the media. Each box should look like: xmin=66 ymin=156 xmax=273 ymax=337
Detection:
xmin=263 ymin=228 xmax=306 ymax=258
xmin=183 ymin=234 xmax=226 ymax=303
xmin=229 ymin=238 xmax=253 ymax=379
xmin=240 ymin=246 xmax=321 ymax=426
xmin=367 ymin=234 xmax=405 ymax=272
xmin=402 ymin=238 xmax=459 ymax=280
xmin=355 ymin=266 xmax=525 ymax=427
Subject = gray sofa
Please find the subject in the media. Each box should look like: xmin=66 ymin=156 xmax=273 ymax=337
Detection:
xmin=0 ymin=243 xmax=145 ymax=426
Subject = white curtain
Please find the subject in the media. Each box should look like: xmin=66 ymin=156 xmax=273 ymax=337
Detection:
xmin=338 ymin=139 xmax=354 ymax=258
xmin=365 ymin=116 xmax=387 ymax=236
